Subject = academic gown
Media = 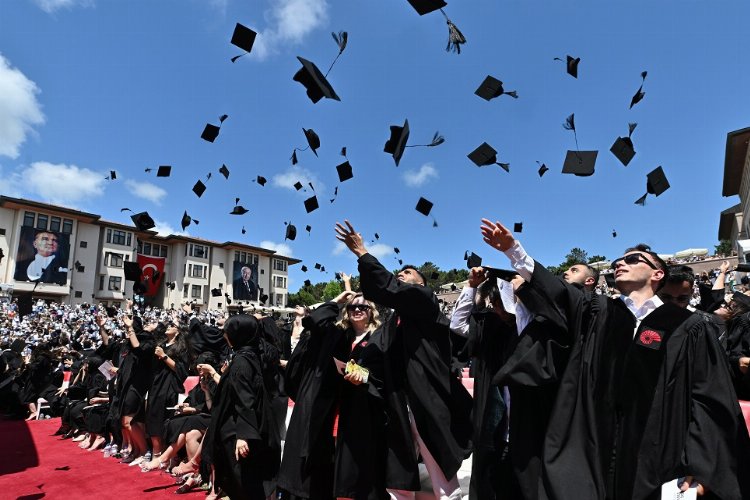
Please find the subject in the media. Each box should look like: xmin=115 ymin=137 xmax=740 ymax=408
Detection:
xmin=115 ymin=333 xmax=155 ymax=419
xmin=145 ymin=342 xmax=188 ymax=437
xmin=358 ymin=253 xmax=473 ymax=489
xmin=727 ymin=312 xmax=750 ymax=400
xmin=204 ymin=345 xmax=281 ymax=500
xmin=522 ymin=261 xmax=750 ymax=500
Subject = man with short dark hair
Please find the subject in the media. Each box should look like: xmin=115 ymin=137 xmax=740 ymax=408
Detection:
xmin=480 ymin=219 xmax=749 ymax=500
xmin=562 ymin=263 xmax=599 ymax=292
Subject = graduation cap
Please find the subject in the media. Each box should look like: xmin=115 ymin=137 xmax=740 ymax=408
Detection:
xmin=230 ymin=22 xmax=257 ymax=62
xmin=241 ymin=226 xmax=246 ymax=235
xmin=181 ymin=211 xmax=199 ymax=231
xmin=120 ymin=207 xmax=132 ymax=212
xmin=254 ymin=175 xmax=267 ymax=186
xmin=285 ymin=222 xmax=297 ymax=241
xmin=736 ymin=263 xmax=750 ymax=273
xmin=124 ymin=261 xmax=142 ymax=282
xmin=635 ymin=166 xmax=670 ymax=204
xmin=384 ymin=119 xmax=410 ymax=166
xmin=192 ymin=180 xmax=207 ymax=198
xmin=206 ymin=172 xmax=212 ymax=181
xmin=630 ymin=71 xmax=648 ymax=109
xmin=467 ymin=142 xmax=510 ymax=172
xmin=415 ymin=197 xmax=438 ymax=227
xmin=305 ymin=224 xmax=312 ymax=234
xmin=314 ymin=263 xmax=322 ymax=270
xmin=537 ymin=161 xmax=549 ymax=177
xmin=300 ymin=265 xmax=308 ymax=272
xmin=320 ymin=265 xmax=326 ymax=272
xmin=612 ymin=229 xmax=617 ymax=238
xmin=336 ymin=161 xmax=353 ymax=182
xmin=405 ymin=2 xmax=466 ymax=54
xmin=260 ymin=293 xmax=269 ymax=304
xmin=219 ymin=164 xmax=230 ymax=179
xmin=130 ymin=211 xmax=155 ymax=231
xmin=484 ymin=266 xmax=519 ymax=281
xmin=291 ymin=150 xmax=298 ymax=165
xmin=304 ymin=128 xmax=320 ymax=156
xmin=554 ymin=55 xmax=580 ymax=78
xmin=211 ymin=288 xmax=222 ymax=297
xmin=108 ymin=170 xmax=117 ymax=180
xmin=293 ymin=181 xmax=304 ymax=191
xmin=466 ymin=252 xmax=482 ymax=269
xmin=156 ymin=165 xmax=171 ymax=177
xmin=430 ymin=271 xmax=440 ymax=280
xmin=513 ymin=222 xmax=523 ymax=233
xmin=304 ymin=195 xmax=319 ymax=213
xmin=293 ymin=56 xmax=341 ymax=103
xmin=304 ymin=279 xmax=312 ymax=287
xmin=144 ymin=168 xmax=152 ymax=173
xmin=225 ymin=293 xmax=232 ymax=305
xmin=335 ymin=272 xmax=342 ymax=280
xmin=230 ymin=205 xmax=249 ymax=215
xmin=562 ymin=150 xmax=598 ymax=176
xmin=201 ymin=115 xmax=228 ymax=143
xmin=474 ymin=75 xmax=518 ymax=101
xmin=610 ymin=123 xmax=638 ymax=167
xmin=407 ymin=0 xmax=446 ymax=15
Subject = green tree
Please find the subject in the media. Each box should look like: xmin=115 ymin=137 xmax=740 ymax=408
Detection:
xmin=288 ymin=289 xmax=316 ymax=307
xmin=715 ymin=240 xmax=732 ymax=256
xmin=588 ymin=255 xmax=607 ymax=264
xmin=322 ymin=280 xmax=343 ymax=301
xmin=564 ymin=248 xmax=589 ymax=267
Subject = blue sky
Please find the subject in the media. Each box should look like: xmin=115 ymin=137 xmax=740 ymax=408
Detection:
xmin=1 ymin=0 xmax=749 ymax=291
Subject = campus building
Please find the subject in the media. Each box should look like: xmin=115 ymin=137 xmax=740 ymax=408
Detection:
xmin=0 ymin=196 xmax=299 ymax=311
xmin=719 ymin=126 xmax=750 ymax=262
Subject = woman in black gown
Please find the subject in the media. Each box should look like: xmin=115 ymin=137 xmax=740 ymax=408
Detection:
xmin=202 ymin=314 xmax=282 ymax=500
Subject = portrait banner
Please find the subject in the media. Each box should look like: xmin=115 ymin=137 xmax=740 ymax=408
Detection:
xmin=13 ymin=226 xmax=70 ymax=285
xmin=232 ymin=260 xmax=258 ymax=301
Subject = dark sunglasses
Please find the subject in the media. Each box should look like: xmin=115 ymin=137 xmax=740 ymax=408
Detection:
xmin=346 ymin=304 xmax=371 ymax=312
xmin=610 ymin=253 xmax=658 ymax=270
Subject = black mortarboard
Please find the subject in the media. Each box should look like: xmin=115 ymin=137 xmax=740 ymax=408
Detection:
xmin=335 ymin=272 xmax=341 ymax=280
xmin=255 ymin=175 xmax=267 ymax=186
xmin=634 ymin=194 xmax=647 ymax=206
xmin=293 ymin=181 xmax=304 ymax=191
xmin=124 ymin=261 xmax=142 ymax=281
xmin=211 ymin=288 xmax=222 ymax=297
xmin=230 ymin=205 xmax=249 ymax=215
xmin=10 ymin=339 xmax=26 ymax=354
xmin=304 ymin=195 xmax=319 ymax=213
xmin=336 ymin=161 xmax=353 ymax=182
xmin=537 ymin=161 xmax=549 ymax=177
xmin=610 ymin=123 xmax=638 ymax=167
xmin=303 ymin=128 xmax=320 ymax=156
xmin=736 ymin=263 xmax=750 ymax=273
xmin=156 ymin=165 xmax=171 ymax=177
xmin=384 ymin=119 xmax=410 ymax=166
xmin=474 ymin=75 xmax=518 ymax=101
xmin=109 ymin=170 xmax=117 ymax=180
xmin=230 ymin=23 xmax=257 ymax=61
xmin=630 ymin=71 xmax=648 ymax=109
xmin=320 ymin=266 xmax=326 ymax=272
xmin=466 ymin=252 xmax=482 ymax=269
xmin=293 ymin=56 xmax=341 ymax=103
xmin=130 ymin=211 xmax=155 ymax=231
xmin=646 ymin=166 xmax=670 ymax=196
xmin=305 ymin=225 xmax=312 ymax=234
xmin=201 ymin=115 xmax=227 ymax=143
xmin=732 ymin=291 xmax=750 ymax=310
xmin=562 ymin=150 xmax=598 ymax=176
xmin=415 ymin=197 xmax=433 ymax=216
xmin=17 ymin=294 xmax=33 ymax=318
xmin=219 ymin=164 xmax=230 ymax=179
xmin=192 ymin=180 xmax=206 ymax=197
xmin=467 ymin=142 xmax=510 ymax=172
xmin=300 ymin=265 xmax=308 ymax=272
xmin=513 ymin=222 xmax=523 ymax=233
xmin=314 ymin=263 xmax=321 ymax=270
xmin=430 ymin=271 xmax=440 ymax=280
xmin=407 ymin=0 xmax=447 ymax=15
xmin=285 ymin=223 xmax=297 ymax=241
xmin=241 ymin=226 xmax=246 ymax=234
xmin=181 ymin=211 xmax=192 ymax=231
xmin=612 ymin=229 xmax=617 ymax=238
xmin=304 ymin=279 xmax=312 ymax=287
xmin=484 ymin=266 xmax=519 ymax=281
xmin=555 ymin=55 xmax=580 ymax=78
xmin=260 ymin=293 xmax=269 ymax=304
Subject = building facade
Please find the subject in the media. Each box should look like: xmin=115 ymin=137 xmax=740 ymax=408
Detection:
xmin=719 ymin=127 xmax=750 ymax=261
xmin=0 ymin=196 xmax=299 ymax=311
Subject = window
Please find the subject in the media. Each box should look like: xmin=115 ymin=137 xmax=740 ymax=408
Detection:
xmin=50 ymin=216 xmax=61 ymax=233
xmin=108 ymin=276 xmax=122 ymax=291
xmin=219 ymin=263 xmax=224 ymax=269
xmin=99 ymin=275 xmax=104 ymax=291
xmin=80 ymin=241 xmax=88 ymax=248
xmin=143 ymin=242 xmax=151 ymax=255
xmin=23 ymin=211 xmax=35 ymax=227
xmin=191 ymin=265 xmax=206 ymax=278
xmin=234 ymin=251 xmax=259 ymax=265
xmin=106 ymin=228 xmax=112 ymax=243
xmin=160 ymin=245 xmax=167 ymax=258
xmin=273 ymin=275 xmax=287 ymax=288
xmin=275 ymin=294 xmax=284 ymax=307
xmin=217 ymin=303 xmax=222 ymax=309
xmin=74 ymin=291 xmax=83 ymax=298
xmin=183 ymin=284 xmax=189 ymax=298
xmin=62 ymin=219 xmax=73 ymax=235
xmin=106 ymin=252 xmax=124 ymax=267
xmin=273 ymin=259 xmax=287 ymax=272
xmin=190 ymin=244 xmax=207 ymax=259
xmin=36 ymin=214 xmax=48 ymax=230
xmin=111 ymin=230 xmax=127 ymax=245
xmin=191 ymin=285 xmax=202 ymax=298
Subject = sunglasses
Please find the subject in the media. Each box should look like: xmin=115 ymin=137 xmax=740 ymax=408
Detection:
xmin=610 ymin=253 xmax=658 ymax=270
xmin=346 ymin=304 xmax=371 ymax=313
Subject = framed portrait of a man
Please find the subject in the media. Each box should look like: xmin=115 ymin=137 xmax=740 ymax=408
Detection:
xmin=13 ymin=226 xmax=70 ymax=285
xmin=232 ymin=261 xmax=258 ymax=301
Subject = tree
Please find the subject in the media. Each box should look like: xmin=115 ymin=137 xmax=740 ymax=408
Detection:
xmin=588 ymin=255 xmax=608 ymax=264
xmin=715 ymin=240 xmax=733 ymax=256
xmin=288 ymin=289 xmax=316 ymax=307
xmin=322 ymin=280 xmax=343 ymax=301
xmin=564 ymin=248 xmax=589 ymax=267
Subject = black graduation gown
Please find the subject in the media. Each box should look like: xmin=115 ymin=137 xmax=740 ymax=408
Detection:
xmin=727 ymin=312 xmax=750 ymax=400
xmin=204 ymin=345 xmax=281 ymax=500
xmin=115 ymin=333 xmax=155 ymax=419
xmin=523 ymin=261 xmax=750 ymax=500
xmin=358 ymin=253 xmax=473 ymax=488
xmin=163 ymin=383 xmax=211 ymax=445
xmin=145 ymin=342 xmax=188 ymax=437
xmin=17 ymin=354 xmax=53 ymax=404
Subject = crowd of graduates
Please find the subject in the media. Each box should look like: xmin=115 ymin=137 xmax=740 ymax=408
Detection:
xmin=1 ymin=219 xmax=750 ymax=499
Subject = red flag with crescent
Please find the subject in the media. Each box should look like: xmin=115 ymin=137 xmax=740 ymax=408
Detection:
xmin=136 ymin=254 xmax=165 ymax=296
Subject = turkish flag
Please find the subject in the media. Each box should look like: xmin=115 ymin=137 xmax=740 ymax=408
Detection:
xmin=136 ymin=254 xmax=165 ymax=297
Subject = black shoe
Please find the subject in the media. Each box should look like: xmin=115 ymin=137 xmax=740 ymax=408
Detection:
xmin=61 ymin=429 xmax=75 ymax=440
xmin=53 ymin=426 xmax=69 ymax=436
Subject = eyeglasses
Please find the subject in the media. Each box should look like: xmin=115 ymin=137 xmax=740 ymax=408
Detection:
xmin=610 ymin=253 xmax=658 ymax=270
xmin=346 ymin=304 xmax=371 ymax=313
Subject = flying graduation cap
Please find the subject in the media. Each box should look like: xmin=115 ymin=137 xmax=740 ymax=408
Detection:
xmin=181 ymin=211 xmax=199 ymax=231
xmin=474 ymin=75 xmax=518 ymax=101
xmin=304 ymin=195 xmax=319 ymax=213
xmin=201 ymin=114 xmax=228 ymax=143
xmin=219 ymin=164 xmax=230 ymax=179
xmin=192 ymin=180 xmax=207 ymax=198
xmin=230 ymin=205 xmax=249 ymax=215
xmin=415 ymin=197 xmax=438 ymax=227
xmin=406 ymin=1 xmax=466 ymax=54
xmin=130 ymin=211 xmax=155 ymax=231
xmin=331 ymin=158 xmax=353 ymax=203
xmin=285 ymin=222 xmax=297 ymax=241
xmin=466 ymin=252 xmax=482 ymax=269
xmin=467 ymin=142 xmax=510 ymax=172
xmin=635 ymin=166 xmax=670 ymax=205
xmin=108 ymin=170 xmax=117 ymax=180
xmin=630 ymin=71 xmax=648 ymax=109
xmin=513 ymin=222 xmax=523 ymax=233
xmin=156 ymin=166 xmax=171 ymax=177
xmin=293 ymin=30 xmax=348 ymax=104
xmin=561 ymin=113 xmax=598 ymax=176
xmin=305 ymin=225 xmax=312 ymax=235
xmin=554 ymin=55 xmax=581 ymax=78
xmin=537 ymin=161 xmax=549 ymax=177
xmin=241 ymin=226 xmax=246 ymax=235
xmin=384 ymin=119 xmax=445 ymax=166
xmin=610 ymin=123 xmax=638 ymax=166
xmin=254 ymin=175 xmax=267 ymax=186
xmin=230 ymin=23 xmax=257 ymax=63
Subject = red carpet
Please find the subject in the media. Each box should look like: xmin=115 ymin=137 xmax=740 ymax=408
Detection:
xmin=0 ymin=418 xmax=204 ymax=499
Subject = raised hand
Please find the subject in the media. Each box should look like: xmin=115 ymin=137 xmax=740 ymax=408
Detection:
xmin=480 ymin=219 xmax=516 ymax=252
xmin=468 ymin=267 xmax=487 ymax=288
xmin=335 ymin=220 xmax=368 ymax=257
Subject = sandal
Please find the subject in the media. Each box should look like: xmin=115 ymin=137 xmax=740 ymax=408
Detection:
xmin=175 ymin=473 xmax=202 ymax=494
xmin=171 ymin=460 xmax=198 ymax=476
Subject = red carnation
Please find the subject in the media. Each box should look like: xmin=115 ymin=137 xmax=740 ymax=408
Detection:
xmin=639 ymin=330 xmax=662 ymax=345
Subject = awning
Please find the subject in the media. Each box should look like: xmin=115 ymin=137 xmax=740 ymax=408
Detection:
xmin=737 ymin=239 xmax=750 ymax=255
xmin=674 ymin=248 xmax=709 ymax=259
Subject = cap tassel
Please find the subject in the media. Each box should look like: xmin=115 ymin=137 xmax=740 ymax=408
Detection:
xmin=330 ymin=186 xmax=339 ymax=204
xmin=563 ymin=113 xmax=581 ymax=159
xmin=630 ymin=71 xmax=648 ymax=109
xmin=505 ymin=91 xmax=519 ymax=99
xmin=406 ymin=131 xmax=446 ymax=148
xmin=440 ymin=9 xmax=466 ymax=54
xmin=496 ymin=162 xmax=510 ymax=173
xmin=326 ymin=31 xmax=349 ymax=77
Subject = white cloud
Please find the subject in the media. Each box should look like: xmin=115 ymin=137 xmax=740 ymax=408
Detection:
xmin=125 ymin=179 xmax=167 ymax=205
xmin=153 ymin=219 xmax=183 ymax=237
xmin=30 ymin=0 xmax=94 ymax=14
xmin=272 ymin=167 xmax=325 ymax=194
xmin=332 ymin=241 xmax=346 ymax=255
xmin=260 ymin=240 xmax=293 ymax=257
xmin=15 ymin=161 xmax=106 ymax=205
xmin=368 ymin=243 xmax=394 ymax=261
xmin=0 ymin=54 xmax=44 ymax=159
xmin=403 ymin=163 xmax=438 ymax=187
xmin=251 ymin=0 xmax=329 ymax=60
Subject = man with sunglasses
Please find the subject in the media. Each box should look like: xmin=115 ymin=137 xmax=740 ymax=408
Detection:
xmin=479 ymin=219 xmax=749 ymax=500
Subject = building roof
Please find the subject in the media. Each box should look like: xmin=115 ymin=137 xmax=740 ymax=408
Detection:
xmin=723 ymin=127 xmax=750 ymax=197
xmin=719 ymin=202 xmax=742 ymax=240
xmin=0 ymin=196 xmax=100 ymax=223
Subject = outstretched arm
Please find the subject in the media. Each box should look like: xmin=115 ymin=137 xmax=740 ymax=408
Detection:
xmin=480 ymin=219 xmax=534 ymax=281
